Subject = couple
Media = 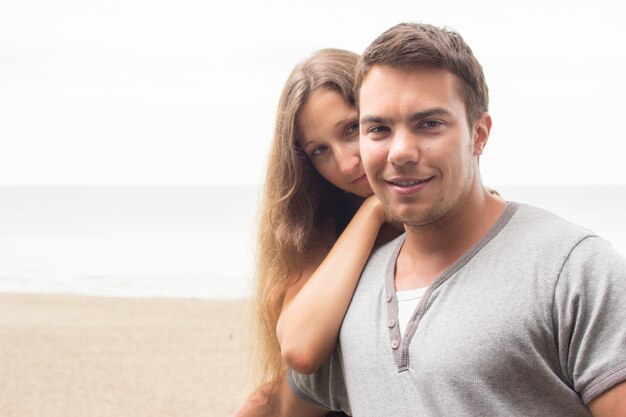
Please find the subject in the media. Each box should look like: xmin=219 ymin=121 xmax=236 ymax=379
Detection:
xmin=238 ymin=23 xmax=626 ymax=417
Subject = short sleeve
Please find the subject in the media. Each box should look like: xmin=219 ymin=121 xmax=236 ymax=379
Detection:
xmin=553 ymin=236 xmax=626 ymax=404
xmin=286 ymin=345 xmax=352 ymax=415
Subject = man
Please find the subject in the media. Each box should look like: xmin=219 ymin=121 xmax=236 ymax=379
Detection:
xmin=285 ymin=23 xmax=626 ymax=416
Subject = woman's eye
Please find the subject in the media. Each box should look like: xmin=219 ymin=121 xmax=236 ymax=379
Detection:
xmin=346 ymin=122 xmax=359 ymax=135
xmin=312 ymin=146 xmax=327 ymax=157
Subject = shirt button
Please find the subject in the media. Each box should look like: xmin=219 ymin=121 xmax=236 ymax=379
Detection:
xmin=391 ymin=339 xmax=400 ymax=349
xmin=386 ymin=293 xmax=393 ymax=302
xmin=388 ymin=319 xmax=396 ymax=328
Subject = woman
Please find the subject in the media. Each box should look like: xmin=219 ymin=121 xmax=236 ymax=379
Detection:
xmin=235 ymin=48 xmax=399 ymax=416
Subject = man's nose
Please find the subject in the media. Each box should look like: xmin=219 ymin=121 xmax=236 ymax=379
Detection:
xmin=388 ymin=129 xmax=419 ymax=166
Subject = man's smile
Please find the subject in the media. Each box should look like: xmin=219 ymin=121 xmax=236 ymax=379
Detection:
xmin=384 ymin=176 xmax=434 ymax=195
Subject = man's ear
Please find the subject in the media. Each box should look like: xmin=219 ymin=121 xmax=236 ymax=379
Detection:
xmin=472 ymin=112 xmax=492 ymax=156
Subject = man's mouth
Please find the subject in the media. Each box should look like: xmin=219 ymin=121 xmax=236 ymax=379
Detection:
xmin=387 ymin=177 xmax=432 ymax=187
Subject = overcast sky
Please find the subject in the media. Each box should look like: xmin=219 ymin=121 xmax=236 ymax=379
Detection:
xmin=1 ymin=0 xmax=625 ymax=186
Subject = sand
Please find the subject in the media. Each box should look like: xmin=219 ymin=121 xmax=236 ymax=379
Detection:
xmin=0 ymin=293 xmax=253 ymax=417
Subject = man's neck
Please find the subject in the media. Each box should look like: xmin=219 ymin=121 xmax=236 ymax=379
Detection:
xmin=395 ymin=186 xmax=507 ymax=291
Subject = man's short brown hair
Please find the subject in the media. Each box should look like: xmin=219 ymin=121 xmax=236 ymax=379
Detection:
xmin=356 ymin=23 xmax=489 ymax=127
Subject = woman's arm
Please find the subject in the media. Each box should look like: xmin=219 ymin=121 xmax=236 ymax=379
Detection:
xmin=589 ymin=380 xmax=626 ymax=417
xmin=233 ymin=374 xmax=328 ymax=417
xmin=276 ymin=195 xmax=388 ymax=374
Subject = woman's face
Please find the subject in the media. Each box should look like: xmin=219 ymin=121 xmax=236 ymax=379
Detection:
xmin=296 ymin=88 xmax=373 ymax=198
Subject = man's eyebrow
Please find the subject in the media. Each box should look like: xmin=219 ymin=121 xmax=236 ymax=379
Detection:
xmin=360 ymin=108 xmax=452 ymax=125
xmin=409 ymin=107 xmax=452 ymax=122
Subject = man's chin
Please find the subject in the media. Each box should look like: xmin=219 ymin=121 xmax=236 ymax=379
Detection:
xmin=387 ymin=208 xmax=444 ymax=230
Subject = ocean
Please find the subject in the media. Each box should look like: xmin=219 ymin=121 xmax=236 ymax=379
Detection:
xmin=0 ymin=185 xmax=624 ymax=299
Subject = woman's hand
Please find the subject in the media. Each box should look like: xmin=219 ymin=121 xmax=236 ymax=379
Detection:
xmin=361 ymin=194 xmax=388 ymax=225
xmin=361 ymin=194 xmax=404 ymax=231
xmin=233 ymin=377 xmax=328 ymax=417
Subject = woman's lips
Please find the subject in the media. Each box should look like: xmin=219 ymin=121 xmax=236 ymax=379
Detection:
xmin=350 ymin=175 xmax=368 ymax=185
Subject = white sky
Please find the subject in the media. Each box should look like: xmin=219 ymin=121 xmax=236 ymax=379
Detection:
xmin=1 ymin=0 xmax=625 ymax=186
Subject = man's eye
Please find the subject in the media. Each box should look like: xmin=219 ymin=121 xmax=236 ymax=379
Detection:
xmin=368 ymin=126 xmax=389 ymax=134
xmin=312 ymin=146 xmax=328 ymax=156
xmin=421 ymin=120 xmax=442 ymax=128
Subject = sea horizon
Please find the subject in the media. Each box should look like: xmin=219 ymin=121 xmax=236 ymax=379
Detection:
xmin=0 ymin=185 xmax=624 ymax=299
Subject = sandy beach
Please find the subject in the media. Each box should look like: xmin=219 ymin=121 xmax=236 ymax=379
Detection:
xmin=0 ymin=293 xmax=253 ymax=417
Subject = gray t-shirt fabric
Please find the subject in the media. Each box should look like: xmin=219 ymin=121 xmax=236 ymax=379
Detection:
xmin=287 ymin=202 xmax=626 ymax=417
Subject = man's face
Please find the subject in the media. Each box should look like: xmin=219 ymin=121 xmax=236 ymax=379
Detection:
xmin=359 ymin=65 xmax=489 ymax=227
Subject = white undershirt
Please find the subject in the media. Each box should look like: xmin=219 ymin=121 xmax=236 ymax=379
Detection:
xmin=396 ymin=286 xmax=428 ymax=336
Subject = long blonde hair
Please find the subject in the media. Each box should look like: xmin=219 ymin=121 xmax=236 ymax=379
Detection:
xmin=251 ymin=48 xmax=360 ymax=387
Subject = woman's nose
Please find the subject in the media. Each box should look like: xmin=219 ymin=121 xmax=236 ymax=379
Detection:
xmin=336 ymin=146 xmax=361 ymax=176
